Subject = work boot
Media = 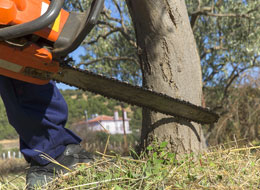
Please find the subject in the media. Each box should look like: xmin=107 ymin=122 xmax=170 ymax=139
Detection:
xmin=26 ymin=144 xmax=94 ymax=190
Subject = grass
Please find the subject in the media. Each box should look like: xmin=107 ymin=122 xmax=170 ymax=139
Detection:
xmin=0 ymin=158 xmax=28 ymax=175
xmin=0 ymin=143 xmax=259 ymax=190
xmin=0 ymin=173 xmax=26 ymax=190
xmin=0 ymin=159 xmax=28 ymax=190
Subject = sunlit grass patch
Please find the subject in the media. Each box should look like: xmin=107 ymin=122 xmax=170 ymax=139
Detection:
xmin=0 ymin=158 xmax=28 ymax=175
xmin=47 ymin=143 xmax=260 ymax=190
xmin=0 ymin=159 xmax=28 ymax=190
xmin=0 ymin=143 xmax=259 ymax=190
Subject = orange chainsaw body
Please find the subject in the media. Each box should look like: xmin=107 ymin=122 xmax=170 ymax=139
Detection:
xmin=0 ymin=0 xmax=69 ymax=84
xmin=0 ymin=42 xmax=58 ymax=84
xmin=0 ymin=0 xmax=69 ymax=42
xmin=0 ymin=0 xmax=103 ymax=84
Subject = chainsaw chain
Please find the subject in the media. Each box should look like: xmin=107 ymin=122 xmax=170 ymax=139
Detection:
xmin=53 ymin=63 xmax=219 ymax=124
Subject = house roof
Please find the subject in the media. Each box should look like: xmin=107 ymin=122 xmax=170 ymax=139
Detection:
xmin=87 ymin=115 xmax=119 ymax=123
xmin=72 ymin=114 xmax=130 ymax=127
xmin=89 ymin=115 xmax=131 ymax=123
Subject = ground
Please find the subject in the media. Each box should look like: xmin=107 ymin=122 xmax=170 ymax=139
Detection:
xmin=0 ymin=142 xmax=259 ymax=189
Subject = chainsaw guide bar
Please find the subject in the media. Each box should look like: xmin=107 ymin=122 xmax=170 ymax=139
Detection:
xmin=52 ymin=64 xmax=219 ymax=124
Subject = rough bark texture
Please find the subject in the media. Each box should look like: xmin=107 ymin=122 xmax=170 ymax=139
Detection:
xmin=126 ymin=0 xmax=207 ymax=155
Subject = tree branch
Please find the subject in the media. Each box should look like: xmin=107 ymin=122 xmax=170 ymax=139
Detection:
xmin=203 ymin=12 xmax=250 ymax=18
xmin=86 ymin=28 xmax=121 ymax=45
xmin=98 ymin=21 xmax=137 ymax=48
xmin=200 ymin=46 xmax=227 ymax=60
xmin=190 ymin=6 xmax=251 ymax=30
xmin=102 ymin=8 xmax=122 ymax=23
xmin=190 ymin=7 xmax=212 ymax=30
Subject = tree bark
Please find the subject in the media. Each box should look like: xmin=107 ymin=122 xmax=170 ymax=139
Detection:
xmin=126 ymin=0 xmax=207 ymax=155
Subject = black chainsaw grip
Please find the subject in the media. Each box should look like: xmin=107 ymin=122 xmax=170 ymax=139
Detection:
xmin=0 ymin=0 xmax=64 ymax=40
xmin=52 ymin=0 xmax=104 ymax=58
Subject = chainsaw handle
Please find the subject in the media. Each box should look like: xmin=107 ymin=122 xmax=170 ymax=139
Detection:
xmin=52 ymin=0 xmax=104 ymax=58
xmin=87 ymin=0 xmax=104 ymax=25
xmin=0 ymin=0 xmax=64 ymax=40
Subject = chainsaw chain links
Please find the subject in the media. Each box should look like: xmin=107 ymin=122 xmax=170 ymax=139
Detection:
xmin=53 ymin=62 xmax=219 ymax=125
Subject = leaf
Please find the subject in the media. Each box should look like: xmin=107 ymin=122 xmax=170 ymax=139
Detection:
xmin=114 ymin=185 xmax=123 ymax=190
xmin=160 ymin=141 xmax=168 ymax=149
xmin=147 ymin=146 xmax=153 ymax=151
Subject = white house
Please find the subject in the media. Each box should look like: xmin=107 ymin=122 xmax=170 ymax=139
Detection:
xmin=73 ymin=111 xmax=131 ymax=135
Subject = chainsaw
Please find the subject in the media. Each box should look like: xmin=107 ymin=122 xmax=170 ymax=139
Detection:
xmin=0 ymin=0 xmax=219 ymax=124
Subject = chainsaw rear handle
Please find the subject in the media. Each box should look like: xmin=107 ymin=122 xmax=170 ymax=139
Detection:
xmin=52 ymin=0 xmax=104 ymax=58
xmin=0 ymin=0 xmax=64 ymax=40
xmin=87 ymin=0 xmax=104 ymax=26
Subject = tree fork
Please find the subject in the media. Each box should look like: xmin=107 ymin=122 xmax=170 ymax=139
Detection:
xmin=126 ymin=0 xmax=207 ymax=155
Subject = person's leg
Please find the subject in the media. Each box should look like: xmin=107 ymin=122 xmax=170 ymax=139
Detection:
xmin=0 ymin=76 xmax=93 ymax=189
xmin=0 ymin=75 xmax=81 ymax=165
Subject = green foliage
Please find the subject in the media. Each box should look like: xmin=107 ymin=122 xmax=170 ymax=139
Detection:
xmin=186 ymin=0 xmax=260 ymax=145
xmin=0 ymin=89 xmax=142 ymax=141
xmin=45 ymin=143 xmax=260 ymax=189
xmin=60 ymin=89 xmax=142 ymax=132
xmin=1 ymin=143 xmax=260 ymax=189
xmin=129 ymin=106 xmax=142 ymax=132
xmin=144 ymin=141 xmax=177 ymax=180
xmin=74 ymin=0 xmax=141 ymax=85
xmin=94 ymin=132 xmax=138 ymax=144
xmin=186 ymin=0 xmax=260 ymax=91
xmin=204 ymin=83 xmax=260 ymax=145
xmin=61 ymin=89 xmax=119 ymax=126
xmin=0 ymin=99 xmax=18 ymax=139
xmin=79 ymin=130 xmax=140 ymax=154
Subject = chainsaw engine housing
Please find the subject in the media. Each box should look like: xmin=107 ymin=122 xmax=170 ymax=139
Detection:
xmin=0 ymin=0 xmax=103 ymax=84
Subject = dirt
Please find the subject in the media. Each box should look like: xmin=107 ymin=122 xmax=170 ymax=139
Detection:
xmin=0 ymin=139 xmax=19 ymax=150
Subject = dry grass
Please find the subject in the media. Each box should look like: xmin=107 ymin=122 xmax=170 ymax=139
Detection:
xmin=0 ymin=159 xmax=28 ymax=190
xmin=0 ymin=144 xmax=259 ymax=190
xmin=0 ymin=159 xmax=28 ymax=175
xmin=0 ymin=173 xmax=26 ymax=190
xmin=47 ymin=144 xmax=260 ymax=190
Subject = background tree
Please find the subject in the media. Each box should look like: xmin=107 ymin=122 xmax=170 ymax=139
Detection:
xmin=63 ymin=0 xmax=260 ymax=147
xmin=78 ymin=0 xmax=141 ymax=85
xmin=186 ymin=0 xmax=260 ymax=144
xmin=0 ymin=99 xmax=17 ymax=139
xmin=204 ymin=72 xmax=260 ymax=145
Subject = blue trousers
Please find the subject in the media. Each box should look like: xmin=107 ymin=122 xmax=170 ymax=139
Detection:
xmin=0 ymin=76 xmax=81 ymax=165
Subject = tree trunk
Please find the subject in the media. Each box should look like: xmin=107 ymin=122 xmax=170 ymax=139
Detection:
xmin=126 ymin=0 xmax=207 ymax=155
